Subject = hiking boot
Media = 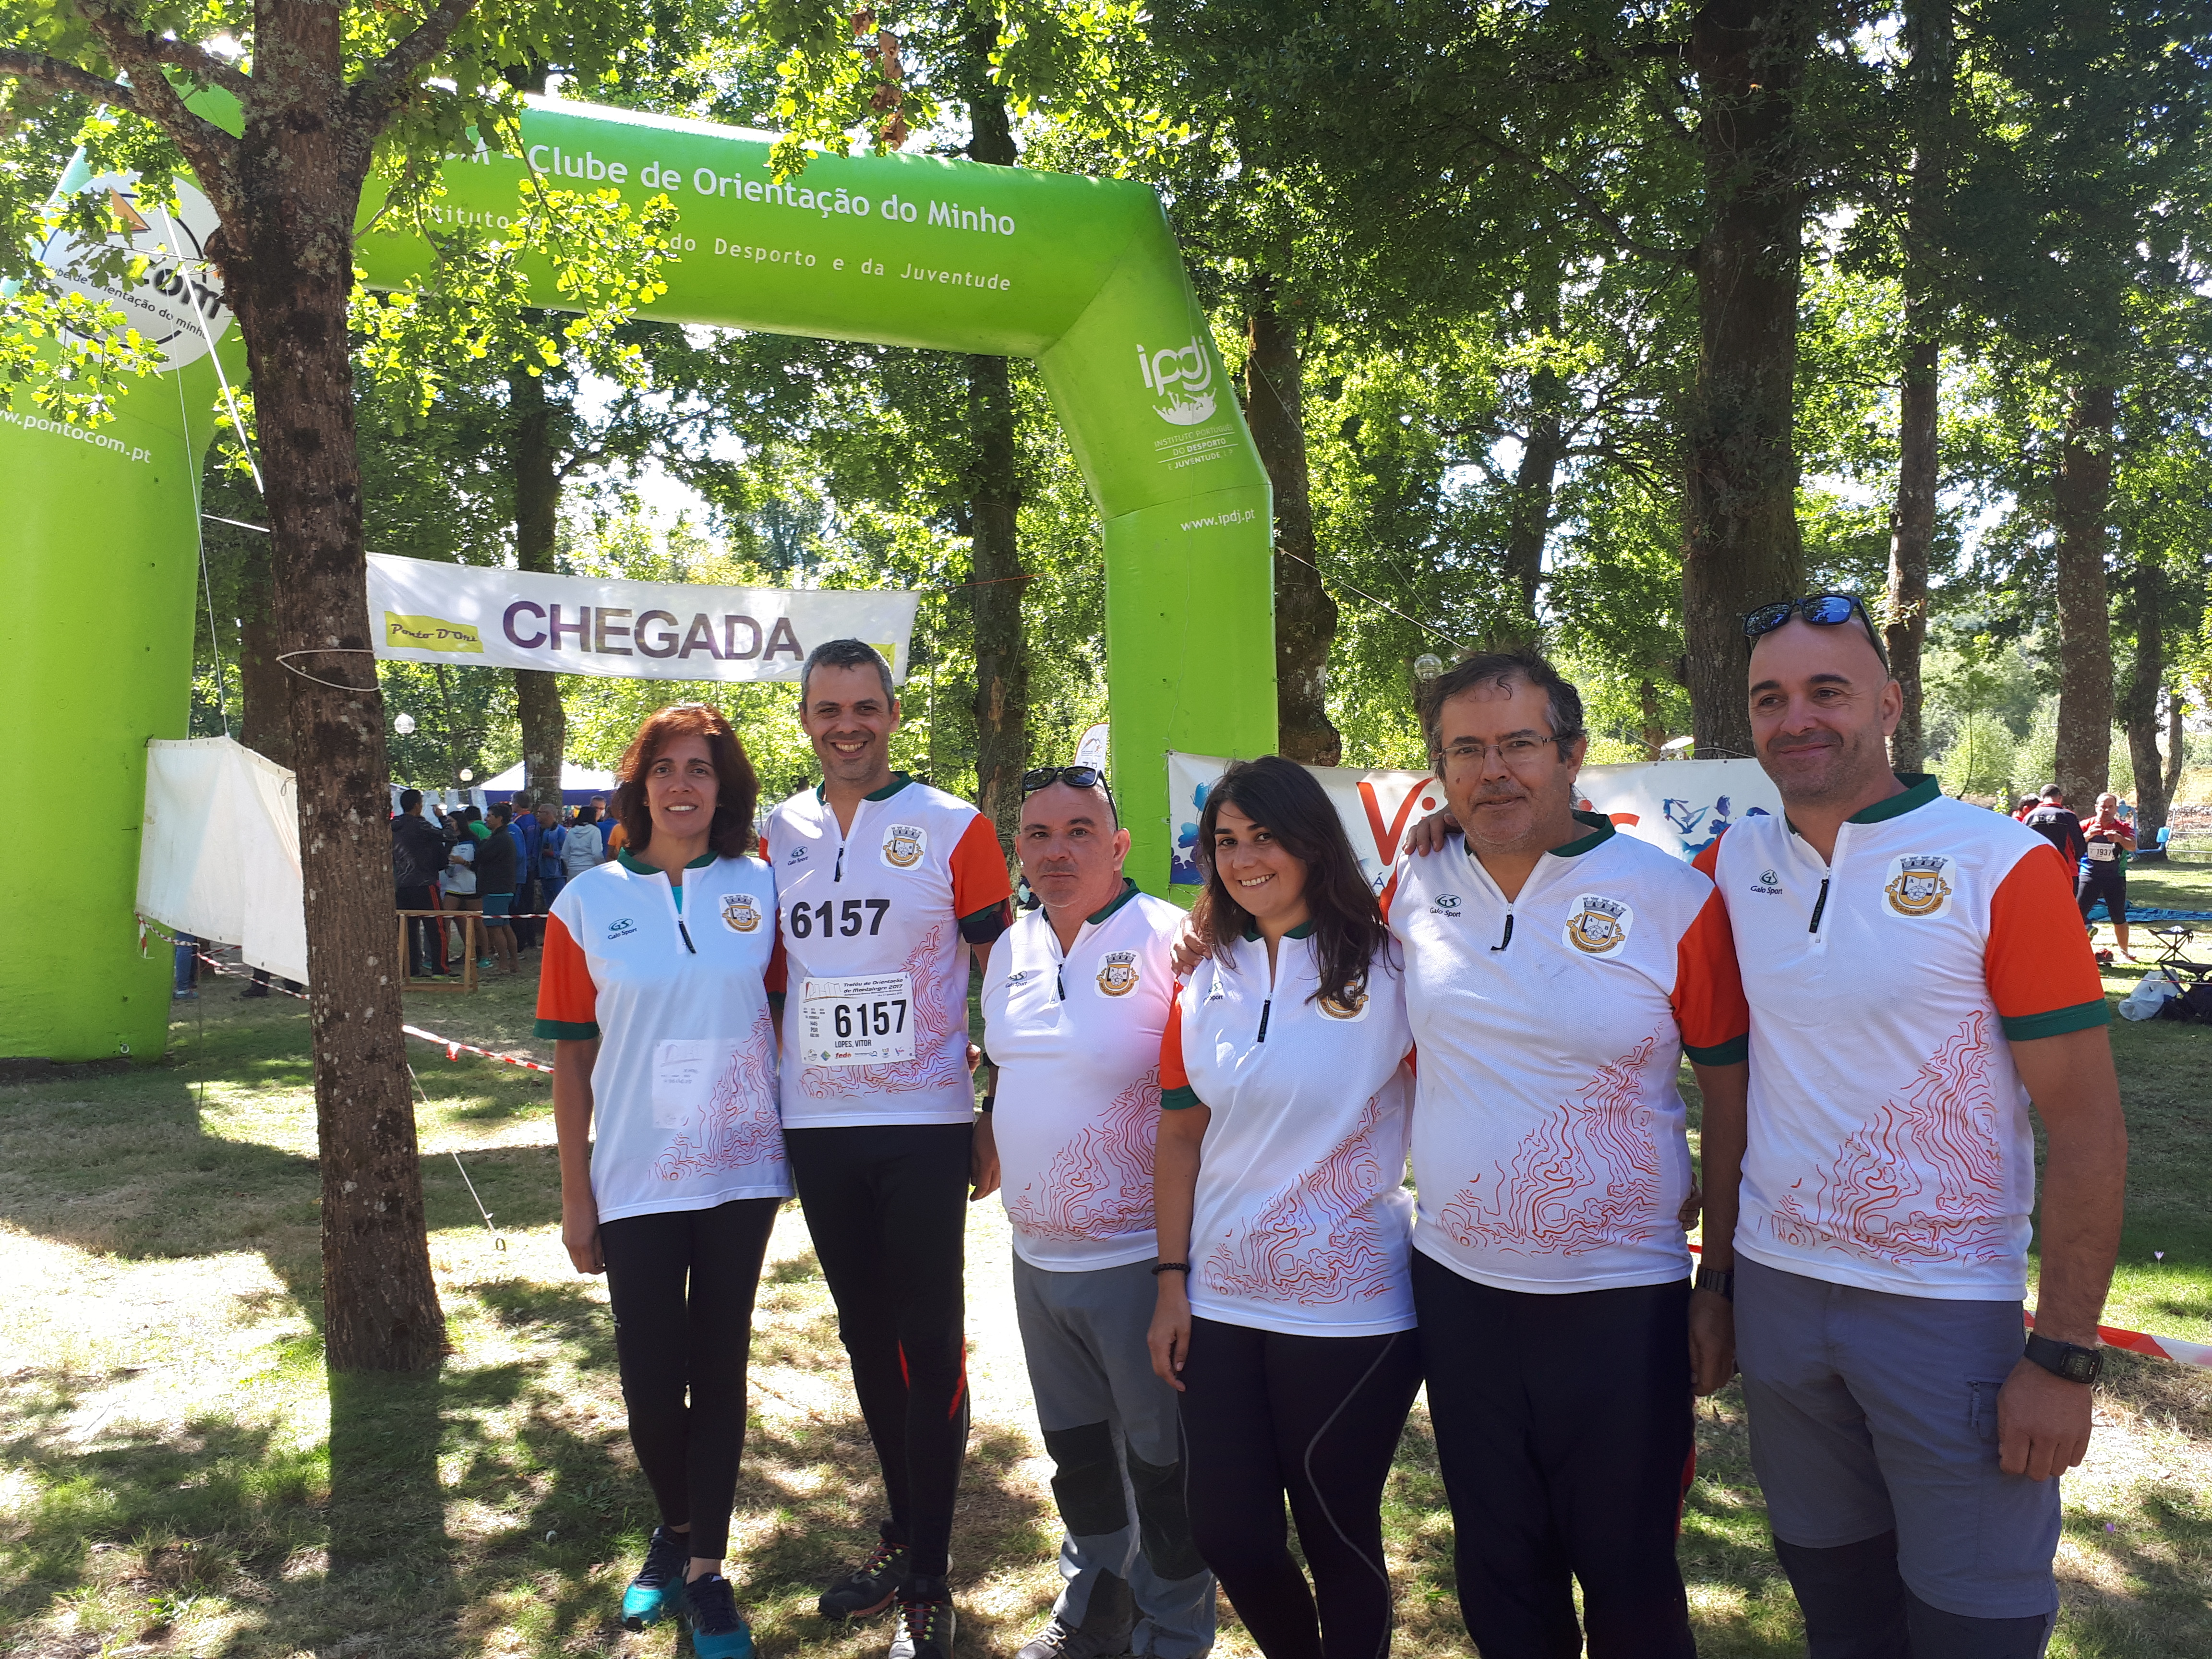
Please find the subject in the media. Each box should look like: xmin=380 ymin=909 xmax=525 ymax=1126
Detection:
xmin=817 ymin=1528 xmax=909 ymax=1619
xmin=684 ymin=1571 xmax=755 ymax=1659
xmin=240 ymin=982 xmax=270 ymax=999
xmin=619 ymin=1525 xmax=690 ymax=1630
xmin=887 ymin=1580 xmax=956 ymax=1659
xmin=1015 ymin=1572 xmax=1135 ymax=1659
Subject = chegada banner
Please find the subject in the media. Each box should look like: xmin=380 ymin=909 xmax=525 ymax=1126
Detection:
xmin=366 ymin=554 xmax=920 ymax=683
xmin=1166 ymin=754 xmax=1782 ymax=890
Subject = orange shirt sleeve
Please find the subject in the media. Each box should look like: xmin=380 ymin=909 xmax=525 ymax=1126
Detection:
xmin=1692 ymin=834 xmax=1724 ymax=882
xmin=1159 ymin=987 xmax=1199 ymax=1107
xmin=1986 ymin=842 xmax=2109 ymax=1040
xmin=1672 ymin=888 xmax=1749 ymax=1066
xmin=951 ymin=813 xmax=1014 ymax=942
xmin=532 ymin=913 xmax=600 ymax=1039
xmin=764 ymin=926 xmax=788 ymax=996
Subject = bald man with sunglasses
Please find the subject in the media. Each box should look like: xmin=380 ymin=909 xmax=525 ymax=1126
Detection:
xmin=1702 ymin=595 xmax=2125 ymax=1659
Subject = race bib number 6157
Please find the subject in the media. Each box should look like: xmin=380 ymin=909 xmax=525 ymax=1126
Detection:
xmin=800 ymin=973 xmax=916 ymax=1067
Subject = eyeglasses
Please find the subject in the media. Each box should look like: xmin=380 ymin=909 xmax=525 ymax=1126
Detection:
xmin=1023 ymin=765 xmax=1114 ymax=806
xmin=1742 ymin=594 xmax=1889 ymax=668
xmin=1437 ymin=734 xmax=1565 ymax=772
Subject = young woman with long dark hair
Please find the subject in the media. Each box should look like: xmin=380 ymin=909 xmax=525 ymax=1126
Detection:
xmin=1147 ymin=755 xmax=1421 ymax=1659
xmin=535 ymin=703 xmax=788 ymax=1659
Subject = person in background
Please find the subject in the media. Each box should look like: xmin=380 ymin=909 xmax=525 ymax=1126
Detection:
xmin=2013 ymin=795 xmax=2039 ymax=822
xmin=509 ymin=794 xmax=544 ymax=949
xmin=983 ymin=765 xmax=1214 ymax=1659
xmin=535 ymin=800 xmax=569 ymax=936
xmin=565 ymin=801 xmax=608 ymax=880
xmin=536 ymin=702 xmax=788 ymax=1659
xmin=478 ymin=803 xmax=522 ymax=975
xmin=2022 ymin=785 xmax=2087 ymax=866
xmin=393 ymin=788 xmax=450 ymax=978
xmin=445 ymin=805 xmax=483 ymax=967
xmin=2080 ymin=791 xmax=2137 ymax=962
xmin=172 ymin=933 xmax=199 ymax=1001
xmin=1150 ymin=756 xmax=1420 ymax=1659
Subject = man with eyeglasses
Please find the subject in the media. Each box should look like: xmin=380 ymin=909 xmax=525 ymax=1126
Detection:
xmin=981 ymin=764 xmax=1214 ymax=1659
xmin=1705 ymin=595 xmax=2124 ymax=1659
xmin=764 ymin=638 xmax=1014 ymax=1656
xmin=1391 ymin=649 xmax=1750 ymax=1658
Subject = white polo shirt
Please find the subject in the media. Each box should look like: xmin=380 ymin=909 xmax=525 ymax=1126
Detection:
xmin=1700 ymin=776 xmax=2108 ymax=1300
xmin=982 ymin=880 xmax=1182 ymax=1272
xmin=534 ymin=850 xmax=792 ymax=1222
xmin=1161 ymin=929 xmax=1416 ymax=1338
xmin=1388 ymin=814 xmax=1748 ymax=1293
xmin=763 ymin=773 xmax=1012 ymax=1129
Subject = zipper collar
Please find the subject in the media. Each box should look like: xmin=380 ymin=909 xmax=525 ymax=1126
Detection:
xmin=1786 ymin=772 xmax=1942 ymax=840
xmin=1240 ymin=918 xmax=1316 ymax=942
xmin=1088 ymin=877 xmax=1142 ymax=925
xmin=814 ymin=770 xmax=912 ymax=805
xmin=616 ymin=848 xmax=719 ymax=876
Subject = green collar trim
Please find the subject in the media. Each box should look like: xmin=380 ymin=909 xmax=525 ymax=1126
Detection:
xmin=815 ymin=770 xmax=912 ymax=804
xmin=1848 ymin=773 xmax=1942 ymax=825
xmin=617 ymin=848 xmax=719 ymax=876
xmin=1240 ymin=918 xmax=1316 ymax=942
xmin=1088 ymin=878 xmax=1142 ymax=926
xmin=1549 ymin=810 xmax=1617 ymax=858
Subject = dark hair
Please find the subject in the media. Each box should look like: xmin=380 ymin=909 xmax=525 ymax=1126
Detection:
xmin=399 ymin=788 xmax=423 ymax=813
xmin=1417 ymin=648 xmax=1587 ymax=768
xmin=1192 ymin=756 xmax=1392 ymax=1009
xmin=800 ymin=637 xmax=895 ymax=707
xmin=487 ymin=803 xmax=511 ymax=827
xmin=2040 ymin=784 xmax=2065 ymax=802
xmin=462 ymin=804 xmax=481 ymax=824
xmin=614 ymin=703 xmax=759 ymax=859
xmin=576 ymin=802 xmax=597 ymax=825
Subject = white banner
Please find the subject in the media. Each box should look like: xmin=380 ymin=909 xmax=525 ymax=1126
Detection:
xmin=365 ymin=553 xmax=921 ymax=683
xmin=1166 ymin=754 xmax=1781 ymax=890
xmin=139 ymin=737 xmax=308 ymax=984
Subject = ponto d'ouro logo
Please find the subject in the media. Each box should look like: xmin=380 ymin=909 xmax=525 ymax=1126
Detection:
xmin=1136 ymin=337 xmax=1217 ymax=427
xmin=1884 ymin=854 xmax=1954 ymax=919
xmin=882 ymin=823 xmax=927 ymax=869
xmin=1097 ymin=950 xmax=1140 ymax=997
xmin=1563 ymin=894 xmax=1633 ymax=957
xmin=1317 ymin=984 xmax=1370 ymax=1021
xmin=721 ymin=892 xmax=762 ymax=933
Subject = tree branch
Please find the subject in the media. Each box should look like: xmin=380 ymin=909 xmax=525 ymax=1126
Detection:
xmin=63 ymin=0 xmax=243 ymax=214
xmin=72 ymin=0 xmax=250 ymax=101
xmin=350 ymin=0 xmax=483 ymax=129
xmin=0 ymin=47 xmax=134 ymax=106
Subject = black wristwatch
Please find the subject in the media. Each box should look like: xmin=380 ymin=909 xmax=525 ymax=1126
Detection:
xmin=1693 ymin=1266 xmax=1734 ymax=1301
xmin=2023 ymin=1332 xmax=2103 ymax=1385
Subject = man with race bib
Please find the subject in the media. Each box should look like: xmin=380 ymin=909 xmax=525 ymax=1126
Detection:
xmin=766 ymin=639 xmax=1013 ymax=1659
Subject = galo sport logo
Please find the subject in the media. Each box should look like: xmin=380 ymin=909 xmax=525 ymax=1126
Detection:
xmin=606 ymin=917 xmax=637 ymax=940
xmin=1136 ymin=337 xmax=1217 ymax=427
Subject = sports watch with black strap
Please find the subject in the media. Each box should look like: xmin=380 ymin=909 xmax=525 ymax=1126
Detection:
xmin=2022 ymin=1332 xmax=2103 ymax=1385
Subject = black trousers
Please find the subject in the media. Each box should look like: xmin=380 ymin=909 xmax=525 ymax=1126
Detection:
xmin=598 ymin=1198 xmax=780 ymax=1560
xmin=785 ymin=1121 xmax=973 ymax=1579
xmin=1176 ymin=1315 xmax=1422 ymax=1659
xmin=2075 ymin=861 xmax=2125 ymax=925
xmin=1412 ymin=1251 xmax=1696 ymax=1659
xmin=397 ymin=884 xmax=444 ymax=975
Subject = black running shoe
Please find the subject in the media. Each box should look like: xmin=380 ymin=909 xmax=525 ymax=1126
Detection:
xmin=817 ymin=1528 xmax=909 ymax=1619
xmin=620 ymin=1525 xmax=690 ymax=1630
xmin=888 ymin=1581 xmax=956 ymax=1659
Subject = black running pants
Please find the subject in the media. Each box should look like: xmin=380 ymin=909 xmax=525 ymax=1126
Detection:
xmin=785 ymin=1121 xmax=973 ymax=1579
xmin=1413 ymin=1251 xmax=1696 ymax=1659
xmin=598 ymin=1197 xmax=780 ymax=1560
xmin=1175 ymin=1315 xmax=1422 ymax=1659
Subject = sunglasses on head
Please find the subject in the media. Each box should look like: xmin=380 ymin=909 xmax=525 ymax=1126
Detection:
xmin=1023 ymin=765 xmax=1114 ymax=805
xmin=1742 ymin=594 xmax=1889 ymax=669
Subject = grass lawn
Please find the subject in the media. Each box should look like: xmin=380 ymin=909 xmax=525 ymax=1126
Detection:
xmin=5 ymin=867 xmax=2212 ymax=1658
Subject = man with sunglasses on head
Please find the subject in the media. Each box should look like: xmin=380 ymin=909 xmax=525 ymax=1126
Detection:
xmin=1703 ymin=594 xmax=2124 ymax=1659
xmin=980 ymin=763 xmax=1215 ymax=1659
xmin=765 ymin=639 xmax=1014 ymax=1658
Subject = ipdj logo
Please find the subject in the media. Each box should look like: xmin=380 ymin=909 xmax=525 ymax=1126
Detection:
xmin=1136 ymin=337 xmax=1217 ymax=427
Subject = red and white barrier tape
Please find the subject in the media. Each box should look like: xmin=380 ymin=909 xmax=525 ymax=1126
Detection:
xmin=193 ymin=950 xmax=310 ymax=999
xmin=402 ymin=1023 xmax=556 ymax=1074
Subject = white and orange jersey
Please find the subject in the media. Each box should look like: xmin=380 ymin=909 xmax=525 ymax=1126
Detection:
xmin=982 ymin=881 xmax=1182 ymax=1272
xmin=1389 ymin=816 xmax=1748 ymax=1293
xmin=1699 ymin=775 xmax=2109 ymax=1300
xmin=534 ymin=850 xmax=792 ymax=1222
xmin=1160 ymin=931 xmax=1416 ymax=1338
xmin=764 ymin=773 xmax=1013 ymax=1129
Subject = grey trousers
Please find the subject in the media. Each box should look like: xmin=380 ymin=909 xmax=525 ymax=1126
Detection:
xmin=1012 ymin=1252 xmax=1215 ymax=1656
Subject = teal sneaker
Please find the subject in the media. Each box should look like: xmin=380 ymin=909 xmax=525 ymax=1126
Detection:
xmin=685 ymin=1573 xmax=755 ymax=1659
xmin=620 ymin=1526 xmax=689 ymax=1630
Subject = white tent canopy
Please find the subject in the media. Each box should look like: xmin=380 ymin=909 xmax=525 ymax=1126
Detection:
xmin=476 ymin=761 xmax=622 ymax=796
xmin=139 ymin=737 xmax=309 ymax=984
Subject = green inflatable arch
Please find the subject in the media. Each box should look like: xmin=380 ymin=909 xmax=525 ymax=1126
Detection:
xmin=0 ymin=93 xmax=1276 ymax=1061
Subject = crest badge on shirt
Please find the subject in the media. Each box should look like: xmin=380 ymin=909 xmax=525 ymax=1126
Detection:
xmin=721 ymin=892 xmax=762 ymax=933
xmin=1097 ymin=950 xmax=1141 ymax=997
xmin=1563 ymin=894 xmax=1633 ymax=958
xmin=881 ymin=822 xmax=927 ymax=869
xmin=1883 ymin=854 xmax=1954 ymax=919
xmin=1316 ymin=984 xmax=1370 ymax=1021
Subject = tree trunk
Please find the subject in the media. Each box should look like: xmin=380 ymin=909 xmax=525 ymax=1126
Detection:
xmin=2120 ymin=553 xmax=2167 ymax=843
xmin=2166 ymin=687 xmax=2188 ymax=805
xmin=237 ymin=526 xmax=294 ymax=769
xmin=1683 ymin=0 xmax=1811 ymax=757
xmin=225 ymin=18 xmax=442 ymax=1372
xmin=964 ymin=71 xmax=1027 ymax=846
xmin=2053 ymin=384 xmax=2116 ymax=806
xmin=1502 ymin=266 xmax=1564 ymax=631
xmin=509 ymin=361 xmax=565 ymax=806
xmin=1640 ymin=679 xmax=1667 ymax=760
xmin=1885 ymin=0 xmax=1953 ymax=772
xmin=1245 ymin=284 xmax=1341 ymax=765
